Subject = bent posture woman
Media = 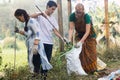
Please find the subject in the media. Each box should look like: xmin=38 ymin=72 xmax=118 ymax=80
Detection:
xmin=14 ymin=9 xmax=52 ymax=77
xmin=68 ymin=3 xmax=97 ymax=74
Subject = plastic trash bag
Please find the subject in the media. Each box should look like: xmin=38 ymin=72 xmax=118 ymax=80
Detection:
xmin=65 ymin=42 xmax=107 ymax=75
xmin=98 ymin=70 xmax=120 ymax=80
xmin=65 ymin=42 xmax=87 ymax=75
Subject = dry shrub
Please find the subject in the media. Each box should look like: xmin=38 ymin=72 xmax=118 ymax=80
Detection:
xmin=102 ymin=46 xmax=120 ymax=62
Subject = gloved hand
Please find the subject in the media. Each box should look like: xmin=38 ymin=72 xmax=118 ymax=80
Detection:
xmin=64 ymin=40 xmax=73 ymax=51
xmin=61 ymin=37 xmax=67 ymax=44
xmin=14 ymin=27 xmax=19 ymax=33
xmin=61 ymin=37 xmax=71 ymax=45
xmin=33 ymin=45 xmax=38 ymax=55
xmin=74 ymin=41 xmax=82 ymax=48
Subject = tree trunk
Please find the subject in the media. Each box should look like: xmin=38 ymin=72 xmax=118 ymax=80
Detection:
xmin=104 ymin=0 xmax=109 ymax=48
xmin=57 ymin=0 xmax=64 ymax=51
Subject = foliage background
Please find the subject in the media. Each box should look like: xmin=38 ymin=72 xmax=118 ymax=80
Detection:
xmin=0 ymin=0 xmax=120 ymax=80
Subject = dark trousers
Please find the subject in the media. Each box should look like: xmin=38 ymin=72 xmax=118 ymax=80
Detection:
xmin=32 ymin=53 xmax=40 ymax=74
xmin=41 ymin=43 xmax=53 ymax=74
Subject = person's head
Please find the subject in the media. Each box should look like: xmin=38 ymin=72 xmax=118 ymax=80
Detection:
xmin=46 ymin=1 xmax=57 ymax=15
xmin=14 ymin=9 xmax=29 ymax=31
xmin=75 ymin=3 xmax=84 ymax=17
xmin=14 ymin=9 xmax=29 ymax=23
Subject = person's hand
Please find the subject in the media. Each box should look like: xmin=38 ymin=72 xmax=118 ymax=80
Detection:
xmin=61 ymin=37 xmax=73 ymax=46
xmin=64 ymin=40 xmax=73 ymax=51
xmin=19 ymin=30 xmax=24 ymax=35
xmin=74 ymin=41 xmax=82 ymax=48
xmin=14 ymin=27 xmax=19 ymax=33
xmin=41 ymin=13 xmax=47 ymax=18
xmin=33 ymin=45 xmax=38 ymax=55
xmin=61 ymin=37 xmax=68 ymax=44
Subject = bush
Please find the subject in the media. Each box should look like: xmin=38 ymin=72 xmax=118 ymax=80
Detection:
xmin=0 ymin=47 xmax=2 ymax=53
xmin=3 ymin=37 xmax=19 ymax=50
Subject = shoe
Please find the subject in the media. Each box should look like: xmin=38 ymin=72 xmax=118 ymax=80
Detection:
xmin=43 ymin=76 xmax=46 ymax=80
xmin=41 ymin=73 xmax=47 ymax=80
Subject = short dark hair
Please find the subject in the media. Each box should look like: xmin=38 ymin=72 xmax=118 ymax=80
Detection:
xmin=46 ymin=0 xmax=57 ymax=8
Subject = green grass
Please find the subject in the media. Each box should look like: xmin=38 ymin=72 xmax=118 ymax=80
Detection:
xmin=0 ymin=49 xmax=27 ymax=70
xmin=0 ymin=41 xmax=120 ymax=80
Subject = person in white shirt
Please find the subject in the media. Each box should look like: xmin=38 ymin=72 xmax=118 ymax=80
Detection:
xmin=31 ymin=1 xmax=64 ymax=79
xmin=14 ymin=9 xmax=52 ymax=78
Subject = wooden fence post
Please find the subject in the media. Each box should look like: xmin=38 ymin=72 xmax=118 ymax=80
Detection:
xmin=57 ymin=0 xmax=64 ymax=51
xmin=104 ymin=0 xmax=110 ymax=48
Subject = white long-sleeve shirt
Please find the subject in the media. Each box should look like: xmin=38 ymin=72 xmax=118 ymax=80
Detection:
xmin=37 ymin=12 xmax=59 ymax=44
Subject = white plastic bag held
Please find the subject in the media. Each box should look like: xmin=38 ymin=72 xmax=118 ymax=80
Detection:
xmin=65 ymin=42 xmax=87 ymax=75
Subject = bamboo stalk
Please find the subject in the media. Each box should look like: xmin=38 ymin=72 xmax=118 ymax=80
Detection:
xmin=104 ymin=0 xmax=109 ymax=48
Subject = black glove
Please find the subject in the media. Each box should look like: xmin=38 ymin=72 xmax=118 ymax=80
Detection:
xmin=63 ymin=38 xmax=68 ymax=44
xmin=14 ymin=27 xmax=19 ymax=33
xmin=61 ymin=37 xmax=70 ymax=45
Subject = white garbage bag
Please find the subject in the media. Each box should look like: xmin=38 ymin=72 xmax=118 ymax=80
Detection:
xmin=65 ymin=42 xmax=87 ymax=75
xmin=65 ymin=42 xmax=107 ymax=75
xmin=98 ymin=70 xmax=120 ymax=80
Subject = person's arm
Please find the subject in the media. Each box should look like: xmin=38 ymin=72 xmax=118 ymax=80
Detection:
xmin=18 ymin=30 xmax=32 ymax=37
xmin=30 ymin=20 xmax=40 ymax=45
xmin=51 ymin=16 xmax=65 ymax=42
xmin=53 ymin=28 xmax=64 ymax=42
xmin=18 ymin=30 xmax=27 ymax=37
xmin=68 ymin=13 xmax=75 ymax=42
xmin=30 ymin=12 xmax=47 ymax=19
xmin=30 ymin=13 xmax=42 ymax=18
xmin=68 ymin=22 xmax=75 ymax=42
xmin=79 ymin=14 xmax=91 ymax=43
xmin=80 ymin=24 xmax=91 ymax=43
xmin=18 ymin=30 xmax=24 ymax=35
